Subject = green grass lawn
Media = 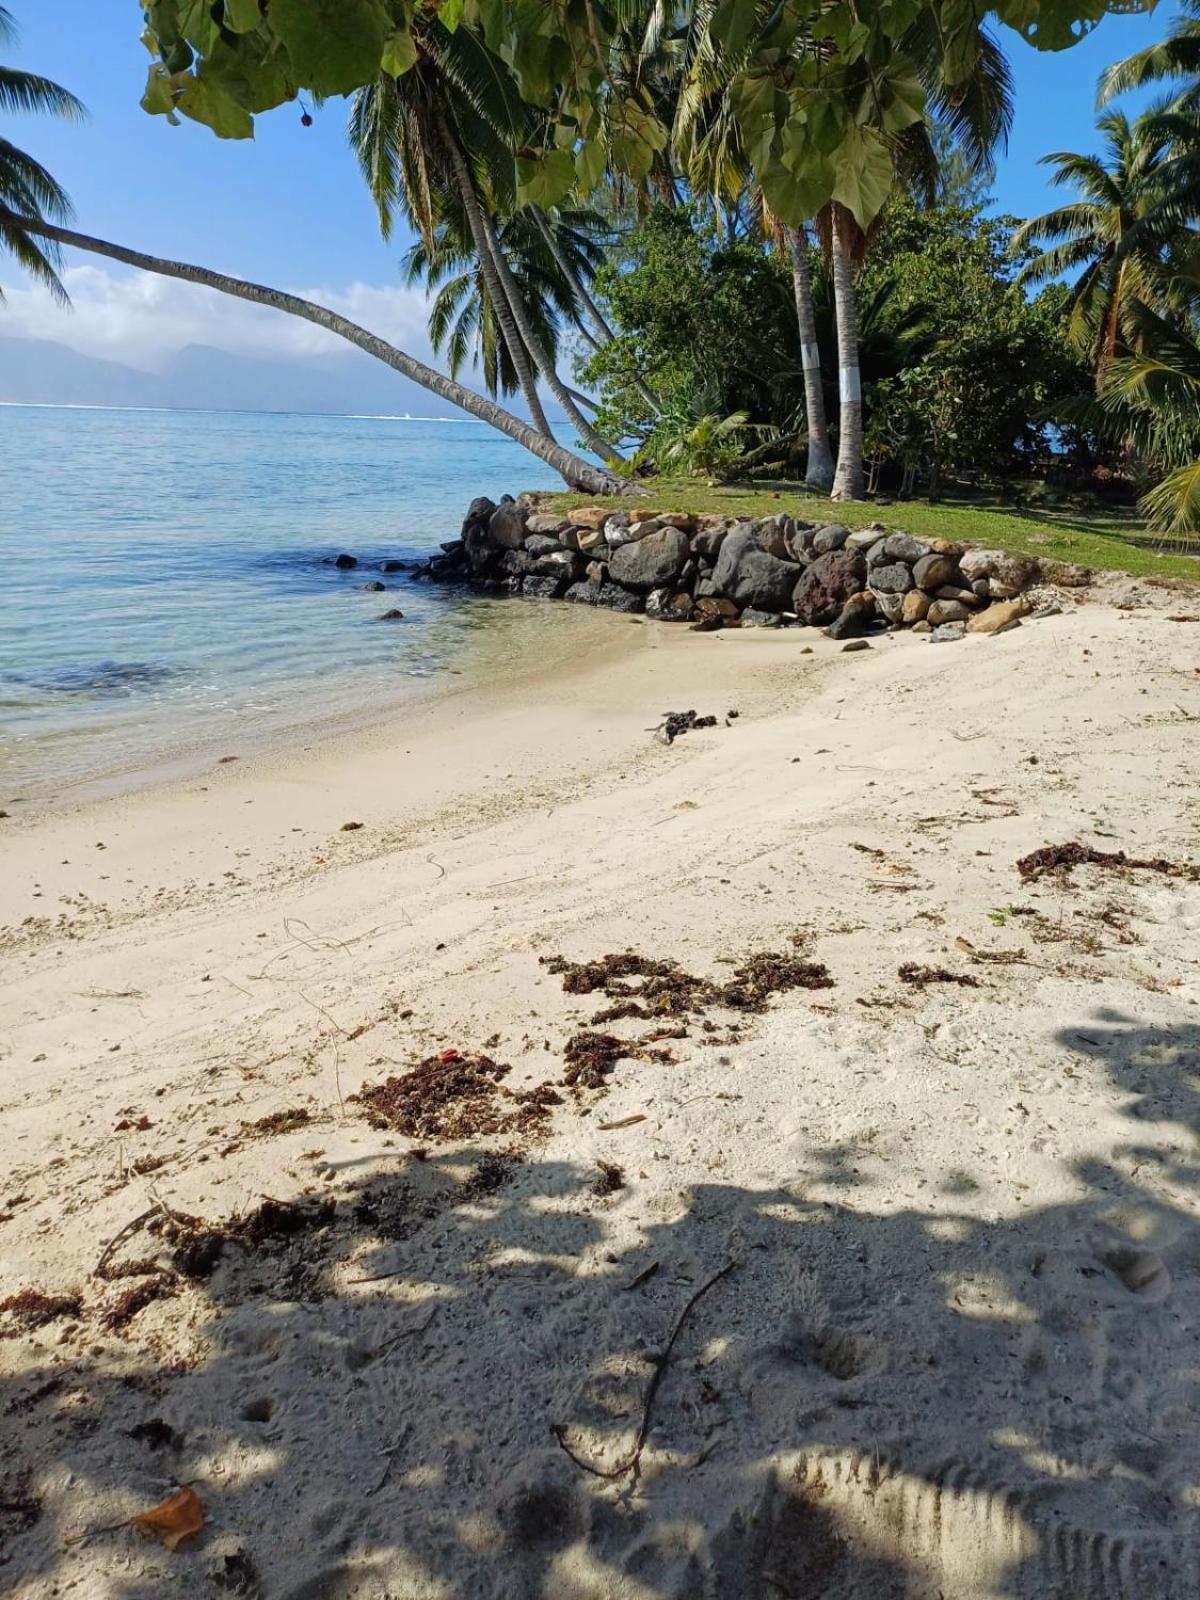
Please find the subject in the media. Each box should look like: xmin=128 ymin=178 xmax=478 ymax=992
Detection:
xmin=545 ymin=480 xmax=1200 ymax=583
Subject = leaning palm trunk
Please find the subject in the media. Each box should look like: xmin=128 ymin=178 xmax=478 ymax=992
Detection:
xmin=0 ymin=208 xmax=631 ymax=495
xmin=830 ymin=204 xmax=865 ymax=502
xmin=785 ymin=223 xmax=834 ymax=492
xmin=478 ymin=207 xmax=621 ymax=461
xmin=429 ymin=109 xmax=554 ymax=441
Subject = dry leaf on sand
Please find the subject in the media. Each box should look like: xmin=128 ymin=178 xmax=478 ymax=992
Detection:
xmin=130 ymin=1486 xmax=204 ymax=1550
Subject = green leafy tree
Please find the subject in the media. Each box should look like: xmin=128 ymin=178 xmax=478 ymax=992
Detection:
xmin=0 ymin=3 xmax=84 ymax=301
xmin=863 ymin=199 xmax=1089 ymax=497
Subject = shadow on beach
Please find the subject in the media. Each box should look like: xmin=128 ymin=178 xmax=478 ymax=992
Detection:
xmin=4 ymin=1011 xmax=1200 ymax=1599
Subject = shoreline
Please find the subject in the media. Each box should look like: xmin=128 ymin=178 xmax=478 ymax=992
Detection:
xmin=3 ymin=585 xmax=1200 ymax=1597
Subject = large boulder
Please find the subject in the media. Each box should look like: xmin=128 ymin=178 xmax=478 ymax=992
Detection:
xmin=811 ymin=523 xmax=850 ymax=555
xmin=525 ymin=512 xmax=567 ymax=537
xmin=756 ymin=515 xmax=795 ymax=560
xmin=882 ymin=532 xmax=930 ymax=563
xmin=524 ymin=534 xmax=563 ymax=558
xmin=827 ymin=593 xmax=876 ymax=639
xmin=489 ymin=503 xmax=528 ymax=550
xmin=792 ymin=548 xmax=868 ymax=625
xmin=967 ymin=598 xmax=1030 ymax=635
xmin=927 ymin=598 xmax=970 ymax=625
xmin=594 ymin=582 xmax=645 ymax=613
xmin=460 ymin=496 xmax=497 ymax=538
xmin=958 ymin=548 xmax=1039 ymax=599
xmin=869 ymin=561 xmax=913 ymax=595
xmin=570 ymin=505 xmax=613 ymax=531
xmin=608 ymin=526 xmax=691 ymax=591
xmin=902 ymin=589 xmax=931 ymax=624
xmin=912 ymin=552 xmax=958 ymax=591
xmin=710 ymin=523 xmax=802 ymax=611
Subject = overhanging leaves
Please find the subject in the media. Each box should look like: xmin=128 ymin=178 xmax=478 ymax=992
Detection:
xmin=270 ymin=0 xmax=389 ymax=97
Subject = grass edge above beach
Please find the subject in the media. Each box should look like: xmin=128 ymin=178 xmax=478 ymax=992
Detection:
xmin=542 ymin=481 xmax=1200 ymax=584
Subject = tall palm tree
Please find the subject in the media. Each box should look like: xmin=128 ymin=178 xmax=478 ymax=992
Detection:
xmin=1010 ymin=108 xmax=1179 ymax=387
xmin=349 ymin=17 xmax=620 ymax=460
xmin=403 ymin=203 xmax=606 ymax=399
xmin=0 ymin=3 xmax=85 ymax=302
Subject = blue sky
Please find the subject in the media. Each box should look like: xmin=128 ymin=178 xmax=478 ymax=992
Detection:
xmin=0 ymin=2 xmax=1179 ymax=384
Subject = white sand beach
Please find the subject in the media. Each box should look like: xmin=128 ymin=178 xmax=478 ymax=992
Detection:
xmin=3 ymin=579 xmax=1200 ymax=1598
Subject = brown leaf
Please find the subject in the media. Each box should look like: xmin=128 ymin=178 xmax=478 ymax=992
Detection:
xmin=131 ymin=1485 xmax=204 ymax=1550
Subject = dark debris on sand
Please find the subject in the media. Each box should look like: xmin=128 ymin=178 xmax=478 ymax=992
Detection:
xmin=897 ymin=964 xmax=981 ymax=989
xmin=0 ymin=1288 xmax=82 ymax=1334
xmin=1016 ymin=841 xmax=1200 ymax=884
xmin=543 ymin=947 xmax=834 ymax=1021
xmin=352 ymin=1052 xmax=561 ymax=1142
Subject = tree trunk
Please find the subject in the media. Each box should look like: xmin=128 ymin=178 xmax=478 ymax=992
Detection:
xmin=830 ymin=204 xmax=865 ymax=502
xmin=532 ymin=209 xmax=616 ymax=344
xmin=785 ymin=222 xmax=834 ymax=493
xmin=1 ymin=208 xmax=632 ymax=496
xmin=428 ymin=109 xmax=553 ymax=440
xmin=478 ymin=205 xmax=621 ymax=461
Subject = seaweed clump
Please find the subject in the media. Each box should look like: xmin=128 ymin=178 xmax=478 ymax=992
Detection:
xmin=543 ymin=947 xmax=833 ymax=1021
xmin=352 ymin=1051 xmax=560 ymax=1141
xmin=0 ymin=1288 xmax=82 ymax=1334
xmin=1016 ymin=841 xmax=1200 ymax=884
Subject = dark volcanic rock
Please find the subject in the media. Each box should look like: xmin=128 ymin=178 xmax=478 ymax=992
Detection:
xmin=461 ymin=496 xmax=497 ymax=538
xmin=811 ymin=523 xmax=850 ymax=555
xmin=564 ymin=581 xmax=599 ymax=605
xmin=868 ymin=561 xmax=914 ymax=595
xmin=791 ymin=548 xmax=868 ymax=625
xmin=334 ymin=553 xmax=357 ymax=570
xmin=594 ymin=582 xmax=645 ymax=614
xmin=359 ymin=581 xmax=386 ymax=592
xmin=489 ymin=503 xmax=528 ymax=550
xmin=740 ymin=608 xmax=782 ymax=628
xmin=827 ymin=593 xmax=876 ymax=639
xmin=711 ymin=522 xmax=799 ymax=611
xmin=608 ymin=527 xmax=690 ymax=591
xmin=379 ymin=560 xmax=406 ymax=573
xmin=377 ymin=608 xmax=405 ymax=621
xmin=523 ymin=575 xmax=569 ymax=600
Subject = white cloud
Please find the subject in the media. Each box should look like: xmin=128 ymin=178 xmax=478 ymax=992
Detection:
xmin=0 ymin=262 xmax=441 ymax=372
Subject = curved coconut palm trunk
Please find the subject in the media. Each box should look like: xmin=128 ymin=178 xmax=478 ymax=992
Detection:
xmin=830 ymin=204 xmax=865 ymax=502
xmin=0 ymin=208 xmax=631 ymax=496
xmin=785 ymin=222 xmax=834 ymax=492
xmin=478 ymin=207 xmax=621 ymax=461
xmin=431 ymin=109 xmax=618 ymax=461
xmin=428 ymin=109 xmax=553 ymax=441
xmin=531 ymin=209 xmax=616 ymax=345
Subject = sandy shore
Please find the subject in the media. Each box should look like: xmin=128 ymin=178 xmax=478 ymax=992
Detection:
xmin=3 ymin=581 xmax=1200 ymax=1599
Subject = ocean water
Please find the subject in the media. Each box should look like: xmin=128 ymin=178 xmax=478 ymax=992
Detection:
xmin=0 ymin=404 xmax=568 ymax=792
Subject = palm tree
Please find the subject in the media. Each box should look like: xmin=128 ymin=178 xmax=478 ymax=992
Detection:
xmin=402 ymin=203 xmax=606 ymax=400
xmin=0 ymin=203 xmax=630 ymax=494
xmin=349 ymin=16 xmax=620 ymax=460
xmin=1098 ymin=0 xmax=1200 ymax=109
xmin=1102 ymin=296 xmax=1200 ymax=539
xmin=1010 ymin=108 xmax=1179 ymax=387
xmin=0 ymin=3 xmax=85 ymax=302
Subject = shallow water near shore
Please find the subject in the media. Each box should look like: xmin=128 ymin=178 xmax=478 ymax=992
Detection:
xmin=0 ymin=404 xmax=566 ymax=793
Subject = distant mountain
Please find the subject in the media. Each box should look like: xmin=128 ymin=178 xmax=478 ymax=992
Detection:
xmin=0 ymin=336 xmax=452 ymax=417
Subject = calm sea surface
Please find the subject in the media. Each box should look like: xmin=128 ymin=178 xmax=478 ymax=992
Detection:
xmin=0 ymin=405 xmax=567 ymax=792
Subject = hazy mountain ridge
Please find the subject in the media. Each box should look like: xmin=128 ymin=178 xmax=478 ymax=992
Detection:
xmin=0 ymin=336 xmax=444 ymax=417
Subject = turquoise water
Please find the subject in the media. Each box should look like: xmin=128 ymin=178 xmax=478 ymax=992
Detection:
xmin=0 ymin=405 xmax=564 ymax=791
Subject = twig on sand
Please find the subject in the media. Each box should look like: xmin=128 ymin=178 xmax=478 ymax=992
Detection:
xmin=95 ymin=1205 xmax=163 ymax=1281
xmin=551 ymin=1259 xmax=736 ymax=1483
xmin=368 ymin=1423 xmax=411 ymax=1496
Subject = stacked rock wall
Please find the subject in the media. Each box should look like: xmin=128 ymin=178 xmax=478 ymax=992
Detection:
xmin=418 ymin=494 xmax=1087 ymax=641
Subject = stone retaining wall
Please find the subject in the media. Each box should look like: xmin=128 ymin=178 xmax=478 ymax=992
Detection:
xmin=417 ymin=494 xmax=1091 ymax=643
